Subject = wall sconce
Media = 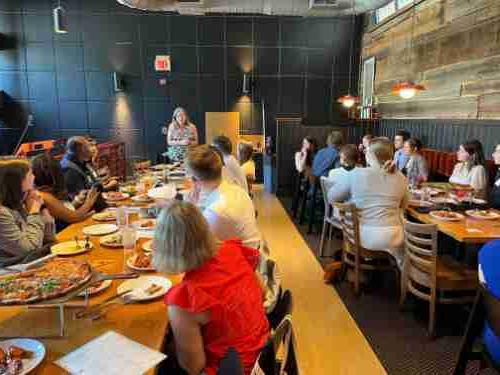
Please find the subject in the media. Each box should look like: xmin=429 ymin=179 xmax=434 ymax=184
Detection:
xmin=53 ymin=3 xmax=68 ymax=34
xmin=113 ymin=72 xmax=124 ymax=92
xmin=242 ymin=73 xmax=251 ymax=95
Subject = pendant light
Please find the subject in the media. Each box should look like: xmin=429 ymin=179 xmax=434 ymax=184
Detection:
xmin=337 ymin=0 xmax=360 ymax=109
xmin=53 ymin=0 xmax=68 ymax=34
xmin=392 ymin=0 xmax=426 ymax=99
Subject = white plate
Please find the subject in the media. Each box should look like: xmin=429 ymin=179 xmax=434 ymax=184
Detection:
xmin=92 ymin=211 xmax=117 ymax=222
xmin=465 ymin=210 xmax=500 ymax=220
xmin=51 ymin=241 xmax=93 ymax=256
xmin=142 ymin=240 xmax=154 ymax=253
xmin=150 ymin=164 xmax=173 ymax=171
xmin=77 ymin=279 xmax=112 ymax=297
xmin=133 ymin=219 xmax=157 ymax=231
xmin=408 ymin=200 xmax=433 ymax=208
xmin=131 ymin=194 xmax=154 ymax=203
xmin=126 ymin=255 xmax=156 ymax=272
xmin=429 ymin=211 xmax=464 ymax=221
xmin=0 ymin=338 xmax=45 ymax=375
xmin=148 ymin=185 xmax=177 ymax=200
xmin=102 ymin=192 xmax=130 ymax=201
xmin=82 ymin=224 xmax=118 ymax=236
xmin=117 ymin=276 xmax=172 ymax=302
xmin=413 ymin=189 xmax=440 ymax=196
xmin=99 ymin=232 xmax=123 ymax=248
xmin=431 ymin=197 xmax=456 ymax=205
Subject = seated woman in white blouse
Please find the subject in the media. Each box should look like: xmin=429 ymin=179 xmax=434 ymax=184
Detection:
xmin=449 ymin=139 xmax=488 ymax=198
xmin=328 ymin=137 xmax=408 ymax=266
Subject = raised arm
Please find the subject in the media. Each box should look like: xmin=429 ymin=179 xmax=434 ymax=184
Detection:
xmin=40 ymin=190 xmax=97 ymax=224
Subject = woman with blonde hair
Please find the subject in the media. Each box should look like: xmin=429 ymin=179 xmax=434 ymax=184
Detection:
xmin=165 ymin=107 xmax=198 ymax=162
xmin=328 ymin=137 xmax=408 ymax=264
xmin=0 ymin=159 xmax=55 ymax=265
xmin=154 ymin=201 xmax=269 ymax=375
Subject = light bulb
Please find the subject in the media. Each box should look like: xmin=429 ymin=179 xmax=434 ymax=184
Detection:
xmin=399 ymin=88 xmax=416 ymax=99
xmin=342 ymin=98 xmax=355 ymax=108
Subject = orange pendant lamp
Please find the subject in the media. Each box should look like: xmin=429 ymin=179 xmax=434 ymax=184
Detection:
xmin=392 ymin=0 xmax=426 ymax=99
xmin=392 ymin=81 xmax=426 ymax=99
xmin=337 ymin=0 xmax=359 ymax=109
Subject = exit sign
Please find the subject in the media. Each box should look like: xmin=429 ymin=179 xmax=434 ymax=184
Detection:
xmin=154 ymin=55 xmax=171 ymax=72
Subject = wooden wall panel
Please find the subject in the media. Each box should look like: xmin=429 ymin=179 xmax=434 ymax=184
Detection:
xmin=363 ymin=0 xmax=500 ymax=119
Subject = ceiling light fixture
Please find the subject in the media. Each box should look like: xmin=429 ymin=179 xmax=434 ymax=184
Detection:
xmin=337 ymin=0 xmax=359 ymax=109
xmin=392 ymin=0 xmax=426 ymax=99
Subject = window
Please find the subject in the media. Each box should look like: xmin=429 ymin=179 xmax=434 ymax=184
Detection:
xmin=376 ymin=1 xmax=396 ymax=23
xmin=397 ymin=0 xmax=413 ymax=8
xmin=360 ymin=57 xmax=376 ymax=119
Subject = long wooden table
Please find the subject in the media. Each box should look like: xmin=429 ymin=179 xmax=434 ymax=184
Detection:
xmin=0 ymin=209 xmax=181 ymax=374
xmin=406 ymin=207 xmax=500 ymax=244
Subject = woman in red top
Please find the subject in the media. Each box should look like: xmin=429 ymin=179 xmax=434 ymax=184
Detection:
xmin=153 ymin=201 xmax=270 ymax=375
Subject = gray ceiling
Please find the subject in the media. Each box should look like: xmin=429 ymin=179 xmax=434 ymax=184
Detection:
xmin=117 ymin=0 xmax=392 ymax=15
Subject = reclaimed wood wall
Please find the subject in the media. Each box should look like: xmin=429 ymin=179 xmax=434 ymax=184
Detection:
xmin=362 ymin=0 xmax=500 ymax=119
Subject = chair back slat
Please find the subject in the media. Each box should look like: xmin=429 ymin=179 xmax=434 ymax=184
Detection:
xmin=482 ymin=284 xmax=500 ymax=337
xmin=335 ymin=203 xmax=361 ymax=250
xmin=403 ymin=217 xmax=438 ymax=280
xmin=319 ymin=177 xmax=332 ymax=218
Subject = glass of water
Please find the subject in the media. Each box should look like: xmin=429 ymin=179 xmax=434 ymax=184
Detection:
xmin=122 ymin=226 xmax=137 ymax=272
xmin=116 ymin=206 xmax=128 ymax=228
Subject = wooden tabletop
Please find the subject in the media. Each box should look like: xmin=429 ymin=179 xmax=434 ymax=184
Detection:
xmin=0 ymin=204 xmax=181 ymax=374
xmin=406 ymin=207 xmax=500 ymax=244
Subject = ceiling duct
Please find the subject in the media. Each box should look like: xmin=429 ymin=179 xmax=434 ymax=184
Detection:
xmin=116 ymin=0 xmax=393 ymax=15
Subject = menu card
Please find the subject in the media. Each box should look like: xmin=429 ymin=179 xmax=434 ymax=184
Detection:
xmin=55 ymin=330 xmax=166 ymax=375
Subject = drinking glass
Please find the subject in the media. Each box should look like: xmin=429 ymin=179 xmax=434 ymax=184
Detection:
xmin=122 ymin=226 xmax=137 ymax=272
xmin=116 ymin=206 xmax=128 ymax=228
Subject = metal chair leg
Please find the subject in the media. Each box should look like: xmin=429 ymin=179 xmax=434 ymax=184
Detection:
xmin=319 ymin=220 xmax=327 ymax=257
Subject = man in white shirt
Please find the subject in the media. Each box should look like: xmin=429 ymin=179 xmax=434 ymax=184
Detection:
xmin=185 ymin=145 xmax=262 ymax=249
xmin=212 ymin=135 xmax=249 ymax=193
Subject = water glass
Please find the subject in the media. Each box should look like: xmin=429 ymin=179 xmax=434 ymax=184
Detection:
xmin=116 ymin=206 xmax=128 ymax=228
xmin=122 ymin=226 xmax=137 ymax=271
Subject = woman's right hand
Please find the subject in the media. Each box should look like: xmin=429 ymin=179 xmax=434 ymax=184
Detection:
xmin=84 ymin=187 xmax=100 ymax=207
xmin=26 ymin=190 xmax=43 ymax=214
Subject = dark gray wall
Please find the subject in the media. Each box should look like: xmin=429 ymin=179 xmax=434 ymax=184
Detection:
xmin=0 ymin=0 xmax=362 ymax=159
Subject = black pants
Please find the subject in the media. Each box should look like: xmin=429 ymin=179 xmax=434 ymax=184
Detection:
xmin=157 ymin=331 xmax=189 ymax=375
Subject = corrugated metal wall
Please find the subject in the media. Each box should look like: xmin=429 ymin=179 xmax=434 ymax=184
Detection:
xmin=375 ymin=119 xmax=500 ymax=155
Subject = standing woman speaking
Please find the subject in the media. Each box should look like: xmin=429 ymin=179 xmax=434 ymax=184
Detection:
xmin=166 ymin=107 xmax=198 ymax=162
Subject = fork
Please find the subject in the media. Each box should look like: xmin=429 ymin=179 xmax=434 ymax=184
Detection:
xmin=87 ymin=294 xmax=135 ymax=321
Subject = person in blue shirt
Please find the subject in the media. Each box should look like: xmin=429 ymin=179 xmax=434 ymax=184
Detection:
xmin=478 ymin=240 xmax=500 ymax=365
xmin=312 ymin=131 xmax=344 ymax=177
xmin=393 ymin=130 xmax=411 ymax=171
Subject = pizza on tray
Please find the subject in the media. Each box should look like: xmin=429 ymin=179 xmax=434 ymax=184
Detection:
xmin=0 ymin=259 xmax=92 ymax=305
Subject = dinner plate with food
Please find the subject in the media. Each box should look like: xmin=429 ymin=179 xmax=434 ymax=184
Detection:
xmin=127 ymin=253 xmax=155 ymax=272
xmin=119 ymin=185 xmax=137 ymax=196
xmin=51 ymin=240 xmax=93 ymax=256
xmin=131 ymin=193 xmax=154 ymax=203
xmin=102 ymin=192 xmax=130 ymax=201
xmin=465 ymin=210 xmax=500 ymax=220
xmin=429 ymin=210 xmax=464 ymax=221
xmin=82 ymin=224 xmax=118 ymax=236
xmin=133 ymin=219 xmax=156 ymax=231
xmin=77 ymin=280 xmax=112 ymax=297
xmin=99 ymin=232 xmax=123 ymax=248
xmin=430 ymin=197 xmax=456 ymax=205
xmin=408 ymin=200 xmax=433 ymax=208
xmin=0 ymin=339 xmax=45 ymax=375
xmin=92 ymin=210 xmax=117 ymax=222
xmin=117 ymin=276 xmax=172 ymax=302
xmin=148 ymin=185 xmax=177 ymax=200
xmin=142 ymin=239 xmax=154 ymax=253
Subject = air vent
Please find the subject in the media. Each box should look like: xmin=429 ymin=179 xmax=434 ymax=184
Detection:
xmin=309 ymin=0 xmax=338 ymax=8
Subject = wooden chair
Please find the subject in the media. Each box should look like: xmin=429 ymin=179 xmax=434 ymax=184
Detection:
xmin=318 ymin=177 xmax=342 ymax=257
xmin=452 ymin=285 xmax=500 ymax=374
xmin=401 ymin=218 xmax=478 ymax=337
xmin=335 ymin=203 xmax=398 ymax=296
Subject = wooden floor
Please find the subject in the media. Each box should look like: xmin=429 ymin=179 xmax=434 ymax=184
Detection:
xmin=253 ymin=187 xmax=387 ymax=375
